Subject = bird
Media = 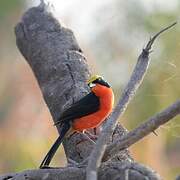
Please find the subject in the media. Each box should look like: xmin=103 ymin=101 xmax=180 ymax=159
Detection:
xmin=39 ymin=75 xmax=114 ymax=168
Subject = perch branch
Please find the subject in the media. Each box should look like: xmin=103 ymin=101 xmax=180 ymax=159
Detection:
xmin=86 ymin=22 xmax=177 ymax=180
xmin=0 ymin=161 xmax=161 ymax=180
xmin=104 ymin=100 xmax=180 ymax=160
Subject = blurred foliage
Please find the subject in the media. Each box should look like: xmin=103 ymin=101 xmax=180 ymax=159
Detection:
xmin=0 ymin=0 xmax=179 ymax=180
xmin=0 ymin=0 xmax=23 ymax=20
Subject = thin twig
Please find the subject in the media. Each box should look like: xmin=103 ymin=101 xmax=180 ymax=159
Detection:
xmin=145 ymin=22 xmax=177 ymax=51
xmin=86 ymin=22 xmax=177 ymax=180
xmin=104 ymin=100 xmax=180 ymax=161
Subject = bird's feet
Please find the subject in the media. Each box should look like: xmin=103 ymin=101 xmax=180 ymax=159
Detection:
xmin=81 ymin=132 xmax=96 ymax=144
xmin=78 ymin=130 xmax=98 ymax=144
xmin=84 ymin=130 xmax=98 ymax=141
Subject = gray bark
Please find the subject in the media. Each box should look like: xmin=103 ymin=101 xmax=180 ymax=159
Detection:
xmin=0 ymin=162 xmax=161 ymax=180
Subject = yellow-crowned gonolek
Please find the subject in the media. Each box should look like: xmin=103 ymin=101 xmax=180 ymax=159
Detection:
xmin=40 ymin=75 xmax=114 ymax=168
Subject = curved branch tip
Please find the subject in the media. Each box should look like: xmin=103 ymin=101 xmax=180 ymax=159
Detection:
xmin=145 ymin=22 xmax=177 ymax=51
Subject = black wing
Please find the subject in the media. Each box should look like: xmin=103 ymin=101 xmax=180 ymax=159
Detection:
xmin=56 ymin=92 xmax=100 ymax=125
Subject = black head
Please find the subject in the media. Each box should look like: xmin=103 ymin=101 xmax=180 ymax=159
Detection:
xmin=88 ymin=76 xmax=111 ymax=88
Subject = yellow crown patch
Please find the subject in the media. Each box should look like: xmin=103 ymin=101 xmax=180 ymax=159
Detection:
xmin=87 ymin=75 xmax=103 ymax=84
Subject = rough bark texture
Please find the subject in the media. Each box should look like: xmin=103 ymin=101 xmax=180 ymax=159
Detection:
xmin=0 ymin=2 xmax=163 ymax=180
xmin=0 ymin=162 xmax=161 ymax=180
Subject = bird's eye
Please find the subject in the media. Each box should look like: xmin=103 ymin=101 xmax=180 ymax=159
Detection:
xmin=89 ymin=83 xmax=96 ymax=88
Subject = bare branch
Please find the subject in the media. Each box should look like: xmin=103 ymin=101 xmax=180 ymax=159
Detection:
xmin=145 ymin=22 xmax=177 ymax=51
xmin=0 ymin=167 xmax=84 ymax=180
xmin=104 ymin=100 xmax=180 ymax=161
xmin=86 ymin=22 xmax=177 ymax=180
xmin=0 ymin=162 xmax=161 ymax=180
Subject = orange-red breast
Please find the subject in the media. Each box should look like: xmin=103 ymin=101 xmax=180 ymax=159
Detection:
xmin=40 ymin=75 xmax=114 ymax=168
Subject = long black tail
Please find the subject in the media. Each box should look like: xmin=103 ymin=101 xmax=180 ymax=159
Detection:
xmin=39 ymin=123 xmax=70 ymax=168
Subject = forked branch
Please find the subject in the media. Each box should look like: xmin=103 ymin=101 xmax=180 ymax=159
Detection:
xmin=86 ymin=22 xmax=177 ymax=180
xmin=104 ymin=100 xmax=180 ymax=161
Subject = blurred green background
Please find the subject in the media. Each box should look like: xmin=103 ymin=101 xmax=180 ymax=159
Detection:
xmin=0 ymin=0 xmax=179 ymax=179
